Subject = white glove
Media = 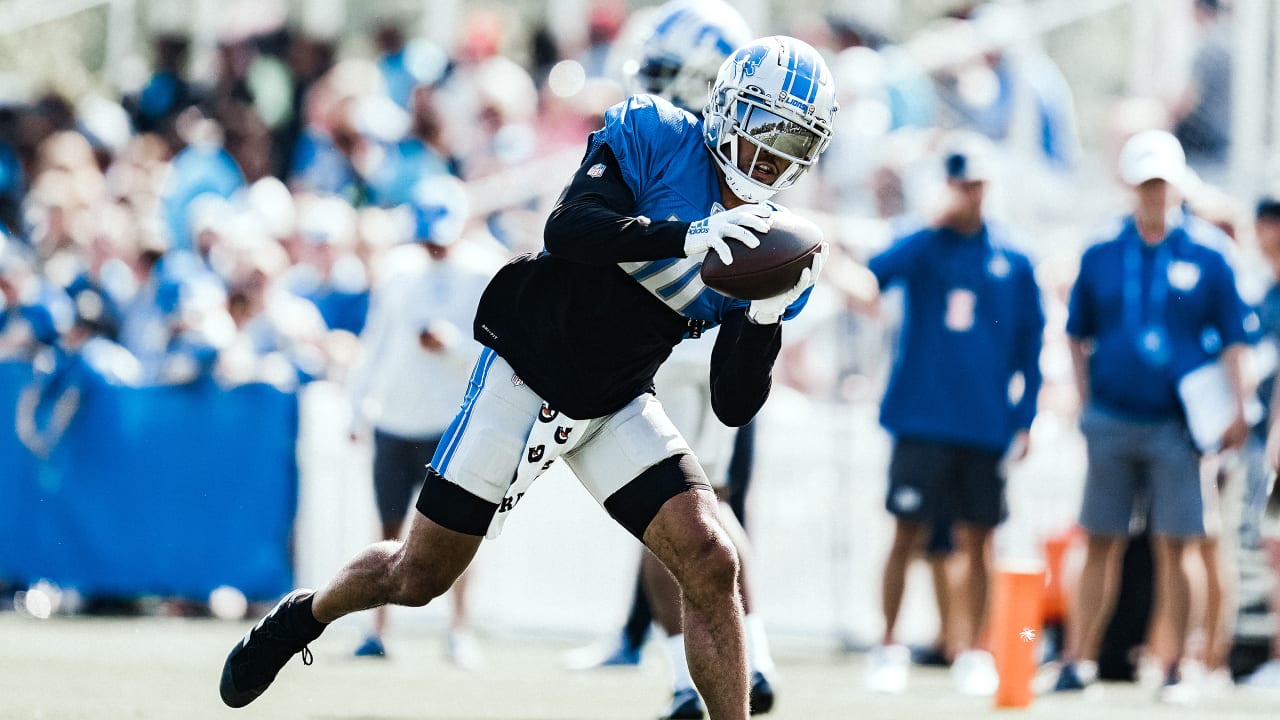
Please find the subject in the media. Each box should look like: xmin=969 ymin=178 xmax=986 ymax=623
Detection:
xmin=683 ymin=203 xmax=772 ymax=265
xmin=747 ymin=243 xmax=829 ymax=324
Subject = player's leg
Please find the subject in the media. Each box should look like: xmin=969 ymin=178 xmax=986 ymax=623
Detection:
xmin=567 ymin=395 xmax=747 ymax=720
xmin=713 ymin=490 xmax=776 ymax=714
xmin=621 ymin=571 xmax=655 ymax=657
xmin=641 ymin=358 xmax=757 ymax=717
xmin=313 ymin=495 xmax=485 ymax=620
xmin=562 ymin=569 xmax=650 ymax=670
xmin=221 ymin=349 xmax=522 ymax=708
xmin=221 ymin=486 xmax=487 ymax=708
xmin=641 ymin=465 xmax=747 ymax=720
xmin=640 ymin=546 xmax=703 ymax=718
xmin=726 ymin=420 xmax=757 ymax=528
xmin=638 ymin=488 xmax=774 ymax=717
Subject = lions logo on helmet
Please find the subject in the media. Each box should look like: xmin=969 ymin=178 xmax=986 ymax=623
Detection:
xmin=627 ymin=0 xmax=751 ymax=114
xmin=704 ymin=36 xmax=838 ymax=204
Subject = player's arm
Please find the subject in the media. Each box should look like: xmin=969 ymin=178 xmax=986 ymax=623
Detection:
xmin=543 ymin=142 xmax=689 ymax=264
xmin=707 ymin=309 xmax=781 ymax=427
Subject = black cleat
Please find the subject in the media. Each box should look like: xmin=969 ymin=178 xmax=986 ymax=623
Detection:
xmin=749 ymin=671 xmax=775 ymax=714
xmin=660 ymin=687 xmax=705 ymax=719
xmin=220 ymin=589 xmax=318 ymax=708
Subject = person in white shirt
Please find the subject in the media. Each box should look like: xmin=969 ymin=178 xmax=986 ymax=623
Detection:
xmin=344 ymin=174 xmax=499 ymax=665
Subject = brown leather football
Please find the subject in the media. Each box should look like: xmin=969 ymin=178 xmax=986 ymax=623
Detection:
xmin=700 ymin=208 xmax=823 ymax=300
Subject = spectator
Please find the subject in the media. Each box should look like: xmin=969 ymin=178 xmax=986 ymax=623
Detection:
xmin=1171 ymin=0 xmax=1232 ymax=185
xmin=284 ymin=195 xmax=369 ymax=336
xmin=1245 ymin=195 xmax=1280 ymax=688
xmin=932 ymin=3 xmax=1080 ymax=174
xmin=858 ymin=133 xmax=1044 ymax=696
xmin=1054 ymin=130 xmax=1251 ymax=703
xmin=344 ymin=174 xmax=497 ymax=666
xmin=123 ymin=34 xmax=200 ymax=142
xmin=0 ymin=242 xmax=73 ymax=362
xmin=15 ymin=288 xmax=141 ymax=458
xmin=213 ymin=235 xmax=328 ymax=388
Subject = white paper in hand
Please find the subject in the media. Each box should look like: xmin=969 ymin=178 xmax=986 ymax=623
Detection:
xmin=1177 ymin=359 xmax=1262 ymax=453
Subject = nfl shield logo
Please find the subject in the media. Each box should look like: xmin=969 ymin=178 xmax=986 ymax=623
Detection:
xmin=587 ymin=163 xmax=606 ymax=178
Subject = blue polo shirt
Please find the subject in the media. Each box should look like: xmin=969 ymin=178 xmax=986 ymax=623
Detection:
xmin=870 ymin=222 xmax=1045 ymax=451
xmin=1066 ymin=213 xmax=1247 ymax=421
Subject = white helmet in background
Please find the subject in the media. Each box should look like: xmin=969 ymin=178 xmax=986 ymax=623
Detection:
xmin=703 ymin=36 xmax=839 ymax=203
xmin=628 ymin=0 xmax=751 ymax=114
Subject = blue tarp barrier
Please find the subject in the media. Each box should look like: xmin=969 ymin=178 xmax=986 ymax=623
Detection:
xmin=0 ymin=361 xmax=297 ymax=601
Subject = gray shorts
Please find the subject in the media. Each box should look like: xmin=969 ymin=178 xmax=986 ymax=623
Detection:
xmin=432 ymin=349 xmax=693 ymax=511
xmin=1078 ymin=404 xmax=1217 ymax=538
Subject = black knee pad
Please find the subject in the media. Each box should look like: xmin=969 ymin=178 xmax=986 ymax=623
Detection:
xmin=415 ymin=467 xmax=498 ymax=537
xmin=604 ymin=454 xmax=711 ymax=541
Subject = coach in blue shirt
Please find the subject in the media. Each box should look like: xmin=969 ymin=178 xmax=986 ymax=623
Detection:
xmin=862 ymin=134 xmax=1045 ymax=695
xmin=1054 ymin=130 xmax=1250 ymax=697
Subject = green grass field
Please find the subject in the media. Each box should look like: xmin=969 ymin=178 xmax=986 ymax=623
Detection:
xmin=3 ymin=613 xmax=1279 ymax=719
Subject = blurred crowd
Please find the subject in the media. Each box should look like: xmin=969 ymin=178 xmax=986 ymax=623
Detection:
xmin=0 ymin=0 xmax=1243 ymax=414
xmin=4 ymin=0 xmax=1280 ymax=706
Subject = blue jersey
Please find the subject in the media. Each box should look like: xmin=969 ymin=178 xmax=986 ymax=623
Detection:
xmin=596 ymin=96 xmax=809 ymax=325
xmin=473 ymin=95 xmax=805 ymax=419
xmin=1066 ymin=213 xmax=1248 ymax=420
xmin=870 ymin=223 xmax=1044 ymax=450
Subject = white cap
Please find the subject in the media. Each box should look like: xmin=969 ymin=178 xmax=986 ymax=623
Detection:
xmin=1119 ymin=130 xmax=1187 ymax=187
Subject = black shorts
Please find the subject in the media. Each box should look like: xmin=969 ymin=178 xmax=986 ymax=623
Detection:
xmin=373 ymin=430 xmax=443 ymax=524
xmin=925 ymin=515 xmax=955 ymax=555
xmin=886 ymin=437 xmax=1006 ymax=529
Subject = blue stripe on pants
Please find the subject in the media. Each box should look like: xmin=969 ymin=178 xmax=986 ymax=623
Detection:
xmin=433 ymin=347 xmax=497 ymax=474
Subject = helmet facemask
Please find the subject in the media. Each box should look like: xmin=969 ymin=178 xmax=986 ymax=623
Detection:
xmin=703 ymin=37 xmax=838 ymax=204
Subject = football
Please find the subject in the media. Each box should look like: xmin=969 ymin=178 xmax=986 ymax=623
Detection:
xmin=700 ymin=207 xmax=824 ymax=300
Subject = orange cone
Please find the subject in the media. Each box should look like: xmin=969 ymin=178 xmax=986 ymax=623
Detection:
xmin=990 ymin=566 xmax=1046 ymax=708
xmin=1041 ymin=527 xmax=1081 ymax=625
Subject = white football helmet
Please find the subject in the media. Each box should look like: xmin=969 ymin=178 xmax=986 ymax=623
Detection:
xmin=628 ymin=0 xmax=751 ymax=114
xmin=703 ymin=36 xmax=839 ymax=203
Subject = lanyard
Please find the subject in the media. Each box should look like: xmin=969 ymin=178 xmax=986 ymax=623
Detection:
xmin=1122 ymin=227 xmax=1172 ymax=333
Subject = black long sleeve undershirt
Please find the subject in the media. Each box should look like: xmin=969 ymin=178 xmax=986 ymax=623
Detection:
xmin=531 ymin=138 xmax=781 ymax=425
xmin=709 ymin=309 xmax=781 ymax=427
xmin=544 ymin=142 xmax=690 ymax=264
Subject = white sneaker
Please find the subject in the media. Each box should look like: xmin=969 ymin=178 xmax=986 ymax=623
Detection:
xmin=1135 ymin=653 xmax=1164 ymax=689
xmin=446 ymin=630 xmax=486 ymax=671
xmin=1158 ymin=679 xmax=1199 ymax=706
xmin=952 ymin=649 xmax=999 ymax=696
xmin=1201 ymin=667 xmax=1234 ymax=697
xmin=864 ymin=644 xmax=911 ymax=693
xmin=1245 ymin=659 xmax=1280 ymax=689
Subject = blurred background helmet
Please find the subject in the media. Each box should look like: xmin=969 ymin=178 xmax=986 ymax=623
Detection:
xmin=704 ymin=36 xmax=839 ymax=203
xmin=627 ymin=0 xmax=751 ymax=114
xmin=408 ymin=174 xmax=469 ymax=247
